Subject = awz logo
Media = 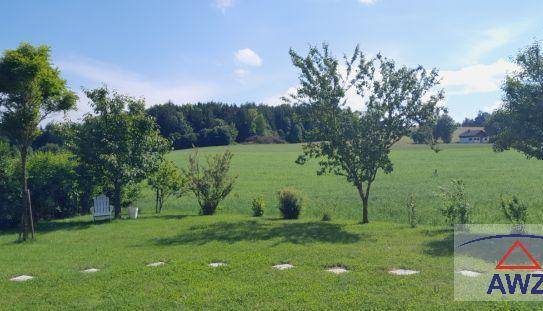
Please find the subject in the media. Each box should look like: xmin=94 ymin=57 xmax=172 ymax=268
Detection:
xmin=487 ymin=240 xmax=543 ymax=295
xmin=457 ymin=234 xmax=543 ymax=297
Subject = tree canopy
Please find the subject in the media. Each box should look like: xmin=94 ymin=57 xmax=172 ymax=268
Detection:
xmin=491 ymin=41 xmax=543 ymax=160
xmin=290 ymin=43 xmax=443 ymax=223
xmin=0 ymin=43 xmax=76 ymax=240
xmin=72 ymin=87 xmax=168 ymax=218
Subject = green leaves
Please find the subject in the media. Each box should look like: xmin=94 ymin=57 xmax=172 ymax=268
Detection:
xmin=289 ymin=43 xmax=443 ymax=222
xmin=490 ymin=41 xmax=543 ymax=160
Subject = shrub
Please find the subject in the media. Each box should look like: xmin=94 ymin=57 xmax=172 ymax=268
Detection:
xmin=184 ymin=150 xmax=237 ymax=215
xmin=0 ymin=141 xmax=20 ymax=228
xmin=198 ymin=125 xmax=235 ymax=147
xmin=26 ymin=151 xmax=79 ymax=220
xmin=244 ymin=135 xmax=286 ymax=144
xmin=277 ymin=188 xmax=303 ymax=219
xmin=500 ymin=194 xmax=528 ymax=225
xmin=439 ymin=179 xmax=470 ymax=226
xmin=321 ymin=211 xmax=332 ymax=222
xmin=405 ymin=193 xmax=417 ymax=228
xmin=251 ymin=195 xmax=265 ymax=217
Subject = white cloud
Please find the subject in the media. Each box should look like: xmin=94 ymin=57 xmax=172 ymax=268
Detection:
xmin=358 ymin=0 xmax=378 ymax=5
xmin=440 ymin=59 xmax=517 ymax=95
xmin=484 ymin=100 xmax=502 ymax=113
xmin=55 ymin=57 xmax=216 ymax=121
xmin=262 ymin=86 xmax=298 ymax=106
xmin=234 ymin=48 xmax=263 ymax=67
xmin=214 ymin=0 xmax=234 ymax=12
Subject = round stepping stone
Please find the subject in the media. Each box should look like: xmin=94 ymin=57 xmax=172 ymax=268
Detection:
xmin=147 ymin=262 xmax=165 ymax=267
xmin=273 ymin=263 xmax=294 ymax=270
xmin=326 ymin=267 xmax=349 ymax=274
xmin=389 ymin=269 xmax=419 ymax=275
xmin=458 ymin=270 xmax=481 ymax=277
xmin=209 ymin=262 xmax=227 ymax=267
xmin=10 ymin=275 xmax=33 ymax=282
xmin=81 ymin=268 xmax=100 ymax=273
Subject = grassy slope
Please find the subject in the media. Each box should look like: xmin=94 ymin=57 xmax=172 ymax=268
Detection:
xmin=137 ymin=143 xmax=543 ymax=225
xmin=0 ymin=213 xmax=535 ymax=310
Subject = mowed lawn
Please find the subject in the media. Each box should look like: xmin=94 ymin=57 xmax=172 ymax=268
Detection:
xmin=0 ymin=214 xmax=537 ymax=310
xmin=2 ymin=143 xmax=543 ymax=310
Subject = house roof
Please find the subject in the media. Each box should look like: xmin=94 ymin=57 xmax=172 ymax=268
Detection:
xmin=459 ymin=129 xmax=487 ymax=138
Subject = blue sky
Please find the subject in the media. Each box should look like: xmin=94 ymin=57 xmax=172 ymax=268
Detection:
xmin=1 ymin=0 xmax=542 ymax=121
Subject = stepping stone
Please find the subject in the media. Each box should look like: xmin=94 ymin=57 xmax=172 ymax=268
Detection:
xmin=147 ymin=262 xmax=165 ymax=267
xmin=209 ymin=262 xmax=227 ymax=267
xmin=10 ymin=275 xmax=33 ymax=282
xmin=326 ymin=267 xmax=349 ymax=274
xmin=458 ymin=270 xmax=482 ymax=277
xmin=81 ymin=268 xmax=100 ymax=273
xmin=389 ymin=269 xmax=419 ymax=275
xmin=273 ymin=263 xmax=294 ymax=270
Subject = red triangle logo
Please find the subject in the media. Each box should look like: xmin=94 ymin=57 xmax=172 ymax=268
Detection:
xmin=495 ymin=240 xmax=542 ymax=270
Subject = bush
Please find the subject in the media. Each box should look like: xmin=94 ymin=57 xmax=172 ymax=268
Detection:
xmin=277 ymin=188 xmax=303 ymax=219
xmin=500 ymin=194 xmax=528 ymax=225
xmin=439 ymin=179 xmax=470 ymax=226
xmin=406 ymin=193 xmax=417 ymax=228
xmin=244 ymin=135 xmax=286 ymax=144
xmin=321 ymin=211 xmax=332 ymax=221
xmin=26 ymin=151 xmax=79 ymax=220
xmin=184 ymin=150 xmax=237 ymax=215
xmin=251 ymin=195 xmax=265 ymax=217
xmin=198 ymin=125 xmax=235 ymax=147
xmin=0 ymin=141 xmax=20 ymax=228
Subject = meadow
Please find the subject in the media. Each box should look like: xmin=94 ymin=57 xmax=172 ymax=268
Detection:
xmin=2 ymin=142 xmax=543 ymax=310
xmin=141 ymin=143 xmax=543 ymax=225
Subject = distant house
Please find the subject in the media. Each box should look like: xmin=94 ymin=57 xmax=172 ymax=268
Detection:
xmin=459 ymin=129 xmax=489 ymax=143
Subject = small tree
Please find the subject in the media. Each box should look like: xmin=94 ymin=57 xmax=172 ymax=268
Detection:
xmin=0 ymin=43 xmax=77 ymax=240
xmin=439 ymin=179 xmax=470 ymax=226
xmin=405 ymin=193 xmax=417 ymax=228
xmin=148 ymin=159 xmax=185 ymax=213
xmin=184 ymin=150 xmax=237 ymax=215
xmin=72 ymin=87 xmax=168 ymax=218
xmin=289 ymin=44 xmax=443 ymax=223
xmin=491 ymin=41 xmax=543 ymax=160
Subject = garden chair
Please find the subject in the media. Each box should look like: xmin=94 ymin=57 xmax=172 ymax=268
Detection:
xmin=91 ymin=195 xmax=113 ymax=221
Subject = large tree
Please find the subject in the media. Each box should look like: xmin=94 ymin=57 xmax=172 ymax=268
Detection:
xmin=289 ymin=44 xmax=443 ymax=223
xmin=491 ymin=41 xmax=543 ymax=159
xmin=0 ymin=43 xmax=76 ymax=240
xmin=434 ymin=113 xmax=457 ymax=143
xmin=73 ymin=87 xmax=167 ymax=218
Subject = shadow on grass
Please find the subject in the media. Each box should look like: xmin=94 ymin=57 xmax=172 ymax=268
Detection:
xmin=142 ymin=214 xmax=190 ymax=220
xmin=153 ymin=220 xmax=365 ymax=246
xmin=423 ymin=232 xmax=454 ymax=257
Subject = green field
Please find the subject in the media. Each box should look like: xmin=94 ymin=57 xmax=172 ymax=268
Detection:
xmin=141 ymin=143 xmax=543 ymax=225
xmin=2 ymin=143 xmax=543 ymax=310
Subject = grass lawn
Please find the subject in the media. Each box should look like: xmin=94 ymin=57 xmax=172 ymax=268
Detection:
xmin=2 ymin=143 xmax=543 ymax=309
xmin=0 ymin=213 xmax=538 ymax=310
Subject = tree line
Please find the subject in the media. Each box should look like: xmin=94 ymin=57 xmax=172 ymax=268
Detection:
xmin=146 ymin=101 xmax=312 ymax=149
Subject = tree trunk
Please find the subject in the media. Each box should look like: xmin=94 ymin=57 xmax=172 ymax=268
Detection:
xmin=356 ymin=184 xmax=370 ymax=224
xmin=19 ymin=146 xmax=31 ymax=241
xmin=155 ymin=189 xmax=159 ymax=213
xmin=80 ymin=190 xmax=92 ymax=214
xmin=114 ymin=180 xmax=122 ymax=218
xmin=361 ymin=196 xmax=369 ymax=224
